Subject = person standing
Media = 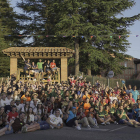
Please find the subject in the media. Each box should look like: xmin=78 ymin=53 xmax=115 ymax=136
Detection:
xmin=37 ymin=59 xmax=46 ymax=80
xmin=21 ymin=54 xmax=31 ymax=77
xmin=44 ymin=60 xmax=52 ymax=76
xmin=132 ymin=86 xmax=139 ymax=102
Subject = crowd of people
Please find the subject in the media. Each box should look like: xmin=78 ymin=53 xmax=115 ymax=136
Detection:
xmin=0 ymin=74 xmax=140 ymax=137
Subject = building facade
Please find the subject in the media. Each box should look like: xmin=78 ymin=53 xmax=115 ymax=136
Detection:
xmin=114 ymin=58 xmax=140 ymax=80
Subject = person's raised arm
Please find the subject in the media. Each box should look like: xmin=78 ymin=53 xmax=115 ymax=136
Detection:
xmin=43 ymin=60 xmax=46 ymax=64
xmin=116 ymin=81 xmax=119 ymax=88
xmin=20 ymin=54 xmax=25 ymax=62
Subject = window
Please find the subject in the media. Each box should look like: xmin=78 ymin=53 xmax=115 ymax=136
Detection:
xmin=124 ymin=62 xmax=127 ymax=67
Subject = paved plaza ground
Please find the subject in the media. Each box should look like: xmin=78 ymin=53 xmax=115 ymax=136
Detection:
xmin=1 ymin=124 xmax=140 ymax=140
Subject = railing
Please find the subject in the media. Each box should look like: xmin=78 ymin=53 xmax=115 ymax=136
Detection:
xmin=17 ymin=68 xmax=60 ymax=83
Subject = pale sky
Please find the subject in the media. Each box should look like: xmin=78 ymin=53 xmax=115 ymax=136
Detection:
xmin=10 ymin=0 xmax=140 ymax=59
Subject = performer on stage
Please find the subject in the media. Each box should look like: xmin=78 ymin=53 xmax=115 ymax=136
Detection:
xmin=21 ymin=54 xmax=31 ymax=77
xmin=50 ymin=60 xmax=57 ymax=73
xmin=44 ymin=60 xmax=52 ymax=77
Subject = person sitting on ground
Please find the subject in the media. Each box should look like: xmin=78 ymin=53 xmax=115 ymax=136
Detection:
xmin=6 ymin=106 xmax=18 ymax=123
xmin=109 ymin=103 xmax=118 ymax=124
xmin=77 ymin=107 xmax=92 ymax=129
xmin=24 ymin=107 xmax=35 ymax=125
xmin=21 ymin=109 xmax=63 ymax=133
xmin=0 ymin=112 xmax=25 ymax=136
xmin=87 ymin=107 xmax=99 ymax=128
xmin=0 ymin=107 xmax=7 ymax=127
xmin=116 ymin=104 xmax=140 ymax=127
xmin=96 ymin=105 xmax=111 ymax=125
xmin=83 ymin=98 xmax=91 ymax=116
xmin=66 ymin=106 xmax=81 ymax=130
xmin=134 ymin=104 xmax=140 ymax=122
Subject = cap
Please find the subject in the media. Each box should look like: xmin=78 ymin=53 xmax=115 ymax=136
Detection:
xmin=16 ymin=98 xmax=20 ymax=101
xmin=72 ymin=107 xmax=76 ymax=110
xmin=22 ymin=97 xmax=27 ymax=100
xmin=95 ymin=91 xmax=99 ymax=94
xmin=32 ymin=93 xmax=38 ymax=97
xmin=38 ymin=102 xmax=42 ymax=105
xmin=2 ymin=92 xmax=7 ymax=96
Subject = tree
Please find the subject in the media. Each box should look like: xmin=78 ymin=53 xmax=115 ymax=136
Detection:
xmin=53 ymin=0 xmax=140 ymax=76
xmin=17 ymin=0 xmax=140 ymax=76
xmin=0 ymin=0 xmax=22 ymax=76
xmin=0 ymin=21 xmax=10 ymax=76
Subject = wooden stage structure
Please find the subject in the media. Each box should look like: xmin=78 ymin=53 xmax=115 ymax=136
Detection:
xmin=2 ymin=47 xmax=75 ymax=83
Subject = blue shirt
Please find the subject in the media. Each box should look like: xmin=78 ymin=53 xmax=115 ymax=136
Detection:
xmin=24 ymin=61 xmax=31 ymax=69
xmin=126 ymin=89 xmax=132 ymax=94
xmin=77 ymin=91 xmax=84 ymax=98
xmin=66 ymin=111 xmax=76 ymax=123
xmin=134 ymin=108 xmax=140 ymax=118
xmin=132 ymin=90 xmax=139 ymax=102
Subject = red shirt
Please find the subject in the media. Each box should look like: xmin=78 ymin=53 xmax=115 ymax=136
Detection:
xmin=50 ymin=62 xmax=56 ymax=68
xmin=77 ymin=112 xmax=86 ymax=119
xmin=130 ymin=98 xmax=135 ymax=103
xmin=105 ymin=99 xmax=108 ymax=104
xmin=70 ymin=80 xmax=76 ymax=85
xmin=7 ymin=112 xmax=18 ymax=122
xmin=93 ymin=96 xmax=98 ymax=102
xmin=80 ymin=82 xmax=85 ymax=86
xmin=47 ymin=105 xmax=53 ymax=113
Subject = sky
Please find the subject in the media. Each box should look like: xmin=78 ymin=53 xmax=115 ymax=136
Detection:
xmin=10 ymin=0 xmax=140 ymax=59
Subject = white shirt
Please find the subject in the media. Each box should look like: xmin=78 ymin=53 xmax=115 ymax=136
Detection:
xmin=15 ymin=103 xmax=24 ymax=112
xmin=13 ymin=96 xmax=20 ymax=101
xmin=30 ymin=103 xmax=38 ymax=110
xmin=49 ymin=114 xmax=63 ymax=129
xmin=21 ymin=107 xmax=29 ymax=112
xmin=24 ymin=114 xmax=34 ymax=123
xmin=1 ymin=98 xmax=11 ymax=106
xmin=5 ymin=98 xmax=13 ymax=105
xmin=34 ymin=108 xmax=44 ymax=115
xmin=30 ymin=99 xmax=40 ymax=106
xmin=50 ymin=109 xmax=62 ymax=117
xmin=109 ymin=96 xmax=117 ymax=103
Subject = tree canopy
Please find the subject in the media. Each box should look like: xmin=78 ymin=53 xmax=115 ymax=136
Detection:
xmin=1 ymin=0 xmax=139 ymax=76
